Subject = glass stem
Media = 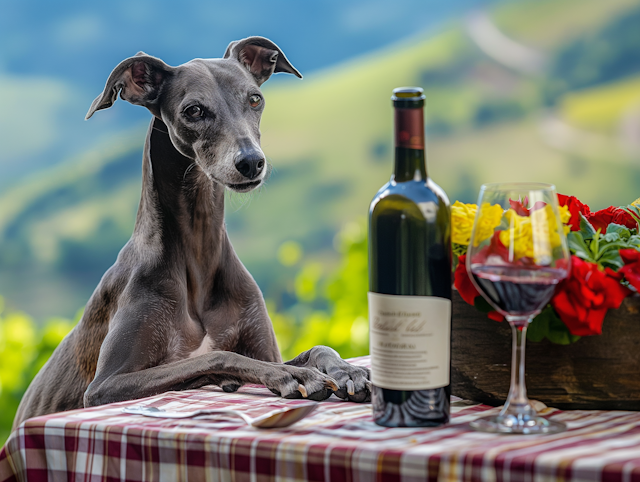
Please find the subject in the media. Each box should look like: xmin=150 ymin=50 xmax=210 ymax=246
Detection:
xmin=501 ymin=319 xmax=536 ymax=418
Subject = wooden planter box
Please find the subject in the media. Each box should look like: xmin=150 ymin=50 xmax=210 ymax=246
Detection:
xmin=451 ymin=290 xmax=640 ymax=410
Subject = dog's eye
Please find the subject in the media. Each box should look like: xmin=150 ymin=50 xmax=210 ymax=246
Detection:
xmin=249 ymin=95 xmax=262 ymax=108
xmin=185 ymin=105 xmax=204 ymax=119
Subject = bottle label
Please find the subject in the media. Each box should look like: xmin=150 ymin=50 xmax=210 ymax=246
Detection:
xmin=395 ymin=108 xmax=424 ymax=149
xmin=368 ymin=293 xmax=451 ymax=391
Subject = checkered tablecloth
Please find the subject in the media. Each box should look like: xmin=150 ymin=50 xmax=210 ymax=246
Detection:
xmin=2 ymin=356 xmax=640 ymax=482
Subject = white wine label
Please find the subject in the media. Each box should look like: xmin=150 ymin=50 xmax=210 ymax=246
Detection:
xmin=368 ymin=293 xmax=451 ymax=391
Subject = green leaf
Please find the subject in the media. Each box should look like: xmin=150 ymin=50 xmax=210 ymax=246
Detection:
xmin=588 ymin=227 xmax=631 ymax=268
xmin=596 ymin=240 xmax=635 ymax=259
xmin=552 ymin=246 xmax=566 ymax=261
xmin=606 ymin=223 xmax=631 ymax=240
xmin=602 ymin=232 xmax=621 ymax=243
xmin=546 ymin=307 xmax=581 ymax=345
xmin=598 ymin=249 xmax=624 ymax=271
xmin=623 ymin=205 xmax=640 ymax=226
xmin=474 ymin=296 xmax=494 ymax=313
xmin=497 ymin=217 xmax=511 ymax=231
xmin=527 ymin=306 xmax=580 ymax=345
xmin=627 ymin=204 xmax=640 ymax=215
xmin=567 ymin=231 xmax=595 ymax=262
xmin=628 ymin=235 xmax=640 ymax=249
xmin=580 ymin=213 xmax=596 ymax=240
xmin=527 ymin=308 xmax=550 ymax=342
xmin=452 ymin=243 xmax=467 ymax=258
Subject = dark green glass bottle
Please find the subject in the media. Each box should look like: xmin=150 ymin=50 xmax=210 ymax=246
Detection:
xmin=368 ymin=87 xmax=452 ymax=427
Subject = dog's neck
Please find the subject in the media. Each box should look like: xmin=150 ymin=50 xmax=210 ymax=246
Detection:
xmin=133 ymin=118 xmax=229 ymax=287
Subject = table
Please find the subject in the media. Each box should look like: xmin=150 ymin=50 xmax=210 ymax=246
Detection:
xmin=1 ymin=356 xmax=640 ymax=482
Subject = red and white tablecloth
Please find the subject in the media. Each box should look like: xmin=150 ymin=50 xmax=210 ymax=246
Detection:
xmin=2 ymin=356 xmax=640 ymax=482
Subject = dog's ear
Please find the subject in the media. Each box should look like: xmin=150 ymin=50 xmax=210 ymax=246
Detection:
xmin=224 ymin=36 xmax=302 ymax=85
xmin=86 ymin=53 xmax=174 ymax=119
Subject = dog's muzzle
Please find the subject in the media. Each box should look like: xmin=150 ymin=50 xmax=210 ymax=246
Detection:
xmin=226 ymin=179 xmax=263 ymax=193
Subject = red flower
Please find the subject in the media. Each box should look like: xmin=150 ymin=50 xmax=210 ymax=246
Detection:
xmin=454 ymin=254 xmax=504 ymax=321
xmin=471 ymin=232 xmax=510 ymax=265
xmin=454 ymin=254 xmax=479 ymax=305
xmin=509 ymin=198 xmax=546 ymax=216
xmin=587 ymin=206 xmax=638 ymax=231
xmin=487 ymin=311 xmax=504 ymax=322
xmin=551 ymin=256 xmax=630 ymax=336
xmin=557 ymin=194 xmax=591 ymax=231
xmin=619 ymin=248 xmax=640 ymax=292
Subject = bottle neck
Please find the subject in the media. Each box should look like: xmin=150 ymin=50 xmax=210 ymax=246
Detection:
xmin=393 ymin=106 xmax=427 ymax=182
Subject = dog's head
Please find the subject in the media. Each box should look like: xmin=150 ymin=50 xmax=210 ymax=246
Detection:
xmin=86 ymin=37 xmax=301 ymax=193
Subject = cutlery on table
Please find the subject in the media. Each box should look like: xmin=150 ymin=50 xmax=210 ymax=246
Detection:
xmin=122 ymin=401 xmax=318 ymax=428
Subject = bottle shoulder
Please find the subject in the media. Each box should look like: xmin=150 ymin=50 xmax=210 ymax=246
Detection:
xmin=426 ymin=178 xmax=450 ymax=207
xmin=370 ymin=178 xmax=451 ymax=214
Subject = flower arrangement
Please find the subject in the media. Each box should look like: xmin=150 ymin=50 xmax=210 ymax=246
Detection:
xmin=452 ymin=195 xmax=640 ymax=344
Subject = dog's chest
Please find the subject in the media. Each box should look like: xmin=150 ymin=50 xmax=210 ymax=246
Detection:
xmin=188 ymin=335 xmax=214 ymax=358
xmin=166 ymin=305 xmax=245 ymax=362
xmin=171 ymin=320 xmax=241 ymax=361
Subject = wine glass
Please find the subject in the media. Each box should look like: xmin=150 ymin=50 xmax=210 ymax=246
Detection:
xmin=466 ymin=183 xmax=571 ymax=434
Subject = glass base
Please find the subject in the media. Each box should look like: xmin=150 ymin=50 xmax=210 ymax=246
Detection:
xmin=470 ymin=414 xmax=566 ymax=434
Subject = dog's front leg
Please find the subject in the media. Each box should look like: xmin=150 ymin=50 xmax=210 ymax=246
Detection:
xmin=83 ymin=305 xmax=339 ymax=407
xmin=285 ymin=346 xmax=371 ymax=402
xmin=86 ymin=352 xmax=339 ymax=407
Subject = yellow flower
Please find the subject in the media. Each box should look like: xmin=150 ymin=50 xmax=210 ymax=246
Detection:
xmin=533 ymin=205 xmax=564 ymax=260
xmin=473 ymin=203 xmax=503 ymax=246
xmin=500 ymin=209 xmax=533 ymax=259
xmin=451 ymin=201 xmax=476 ymax=246
xmin=499 ymin=205 xmax=564 ymax=263
xmin=558 ymin=205 xmax=570 ymax=224
xmin=633 ymin=197 xmax=640 ymax=207
xmin=558 ymin=204 xmax=571 ymax=235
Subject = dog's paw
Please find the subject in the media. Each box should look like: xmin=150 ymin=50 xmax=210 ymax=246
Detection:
xmin=263 ymin=364 xmax=339 ymax=401
xmin=326 ymin=363 xmax=371 ymax=403
xmin=290 ymin=346 xmax=371 ymax=403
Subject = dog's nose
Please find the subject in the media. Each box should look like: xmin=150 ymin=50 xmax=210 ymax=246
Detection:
xmin=235 ymin=152 xmax=265 ymax=180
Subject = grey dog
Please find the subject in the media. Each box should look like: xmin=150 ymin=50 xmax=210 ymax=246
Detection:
xmin=14 ymin=36 xmax=370 ymax=428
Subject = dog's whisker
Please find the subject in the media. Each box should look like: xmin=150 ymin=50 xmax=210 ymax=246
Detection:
xmin=263 ymin=160 xmax=273 ymax=182
xmin=226 ymin=184 xmax=262 ymax=212
xmin=182 ymin=162 xmax=198 ymax=183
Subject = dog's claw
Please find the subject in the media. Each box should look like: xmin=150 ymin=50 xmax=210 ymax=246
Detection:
xmin=346 ymin=379 xmax=355 ymax=396
xmin=325 ymin=378 xmax=339 ymax=392
xmin=297 ymin=384 xmax=308 ymax=398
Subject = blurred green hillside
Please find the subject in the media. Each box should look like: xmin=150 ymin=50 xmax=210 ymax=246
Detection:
xmin=0 ymin=0 xmax=639 ymax=319
xmin=0 ymin=300 xmax=77 ymax=443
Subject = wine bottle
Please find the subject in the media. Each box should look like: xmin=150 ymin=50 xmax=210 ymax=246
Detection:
xmin=368 ymin=87 xmax=452 ymax=427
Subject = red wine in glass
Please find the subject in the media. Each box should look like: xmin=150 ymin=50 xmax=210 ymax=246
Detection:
xmin=470 ymin=265 xmax=568 ymax=324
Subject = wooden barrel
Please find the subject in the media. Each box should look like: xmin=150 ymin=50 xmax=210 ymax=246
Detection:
xmin=451 ymin=291 xmax=640 ymax=410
